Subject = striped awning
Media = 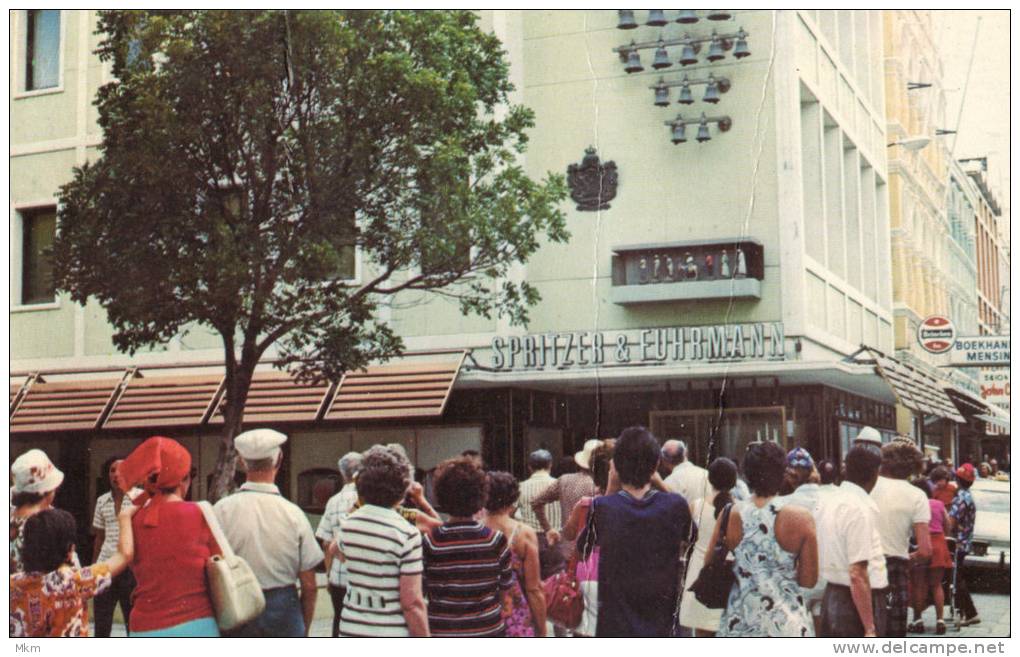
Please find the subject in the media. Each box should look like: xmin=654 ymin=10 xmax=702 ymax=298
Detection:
xmin=864 ymin=349 xmax=965 ymax=423
xmin=9 ymin=355 xmax=464 ymax=434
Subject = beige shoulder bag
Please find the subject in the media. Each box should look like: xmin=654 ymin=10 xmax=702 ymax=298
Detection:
xmin=197 ymin=501 xmax=266 ymax=632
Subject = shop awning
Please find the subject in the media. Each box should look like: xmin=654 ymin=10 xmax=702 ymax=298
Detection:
xmin=858 ymin=349 xmax=965 ymax=423
xmin=942 ymin=385 xmax=1011 ymax=433
xmin=9 ymin=353 xmax=465 ymax=434
xmin=976 ymin=413 xmax=1010 ymax=432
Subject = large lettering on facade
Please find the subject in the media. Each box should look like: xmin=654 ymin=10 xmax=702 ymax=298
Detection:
xmin=490 ymin=322 xmax=785 ymax=370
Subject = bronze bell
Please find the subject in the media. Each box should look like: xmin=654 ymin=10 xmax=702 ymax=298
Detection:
xmin=678 ymin=40 xmax=698 ymax=66
xmin=707 ymin=10 xmax=733 ymax=20
xmin=703 ymin=75 xmax=721 ymax=103
xmin=652 ymin=40 xmax=672 ymax=69
xmin=706 ymin=35 xmax=726 ymax=62
xmin=647 ymin=9 xmax=668 ymax=26
xmin=733 ymin=29 xmax=751 ymax=58
xmin=624 ymin=47 xmax=644 ymax=74
xmin=654 ymin=79 xmax=670 ymax=106
xmin=676 ymin=10 xmax=699 ymax=24
xmin=678 ymin=80 xmax=694 ymax=104
xmin=671 ymin=122 xmax=687 ymax=144
xmin=696 ymin=115 xmax=711 ymax=142
xmin=617 ymin=10 xmax=638 ymax=29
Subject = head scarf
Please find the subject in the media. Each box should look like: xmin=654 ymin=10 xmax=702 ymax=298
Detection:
xmin=786 ymin=447 xmax=815 ymax=470
xmin=119 ymin=436 xmax=192 ymax=527
xmin=955 ymin=463 xmax=976 ymax=483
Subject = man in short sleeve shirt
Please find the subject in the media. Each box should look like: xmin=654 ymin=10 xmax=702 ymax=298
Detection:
xmin=214 ymin=429 xmax=324 ymax=637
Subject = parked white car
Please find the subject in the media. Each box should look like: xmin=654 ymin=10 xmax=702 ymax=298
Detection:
xmin=966 ymin=479 xmax=1009 ymax=572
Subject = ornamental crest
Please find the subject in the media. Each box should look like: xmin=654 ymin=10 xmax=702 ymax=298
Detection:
xmin=567 ymin=147 xmax=618 ymax=211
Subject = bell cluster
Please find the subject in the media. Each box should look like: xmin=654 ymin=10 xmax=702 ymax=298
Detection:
xmin=613 ymin=10 xmax=751 ymax=144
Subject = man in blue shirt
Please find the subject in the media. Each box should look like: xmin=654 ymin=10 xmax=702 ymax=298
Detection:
xmin=948 ymin=464 xmax=979 ymax=626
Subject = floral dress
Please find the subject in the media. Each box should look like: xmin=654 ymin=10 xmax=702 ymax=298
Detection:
xmin=504 ymin=523 xmax=536 ymax=637
xmin=10 ymin=563 xmax=112 ymax=637
xmin=10 ymin=515 xmax=28 ymax=573
xmin=718 ymin=498 xmax=814 ymax=637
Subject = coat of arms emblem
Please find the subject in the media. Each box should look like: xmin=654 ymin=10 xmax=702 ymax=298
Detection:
xmin=567 ymin=147 xmax=618 ymax=211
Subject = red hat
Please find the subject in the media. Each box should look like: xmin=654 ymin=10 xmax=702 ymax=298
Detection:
xmin=120 ymin=437 xmax=192 ymax=527
xmin=955 ymin=463 xmax=976 ymax=483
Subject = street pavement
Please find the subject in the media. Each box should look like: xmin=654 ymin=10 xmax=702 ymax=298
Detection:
xmin=98 ymin=591 xmax=1009 ymax=637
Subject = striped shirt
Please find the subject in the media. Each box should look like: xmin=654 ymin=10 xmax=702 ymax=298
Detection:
xmin=517 ymin=471 xmax=560 ymax=533
xmin=422 ymin=521 xmax=513 ymax=637
xmin=91 ymin=488 xmax=141 ymax=563
xmin=338 ymin=504 xmax=423 ymax=638
xmin=315 ymin=483 xmax=360 ymax=587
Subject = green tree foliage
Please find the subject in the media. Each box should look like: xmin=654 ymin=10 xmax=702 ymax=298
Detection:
xmin=53 ymin=10 xmax=567 ymax=500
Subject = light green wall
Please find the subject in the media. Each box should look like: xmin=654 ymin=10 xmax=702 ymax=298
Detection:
xmin=11 ymin=302 xmax=76 ymax=357
xmin=10 ymin=149 xmax=77 ymax=200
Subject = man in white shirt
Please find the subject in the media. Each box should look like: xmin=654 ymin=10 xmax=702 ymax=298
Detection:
xmin=819 ymin=444 xmax=889 ymax=637
xmin=662 ymin=440 xmax=709 ymax=503
xmin=214 ymin=429 xmax=324 ymax=637
xmin=92 ymin=458 xmax=139 ymax=637
xmin=870 ymin=439 xmax=931 ymax=638
xmin=315 ymin=451 xmax=363 ymax=638
xmin=516 ymin=449 xmax=564 ymax=580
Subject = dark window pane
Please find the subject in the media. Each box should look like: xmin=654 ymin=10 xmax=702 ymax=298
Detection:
xmin=26 ymin=10 xmax=60 ymax=91
xmin=22 ymin=208 xmax=56 ymax=305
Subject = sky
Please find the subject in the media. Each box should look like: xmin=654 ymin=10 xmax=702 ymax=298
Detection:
xmin=932 ymin=10 xmax=1010 ymax=241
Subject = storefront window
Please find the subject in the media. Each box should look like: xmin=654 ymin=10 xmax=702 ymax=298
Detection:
xmin=651 ymin=406 xmax=787 ymax=464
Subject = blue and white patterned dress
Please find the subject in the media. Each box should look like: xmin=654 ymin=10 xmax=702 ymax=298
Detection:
xmin=718 ymin=497 xmax=814 ymax=637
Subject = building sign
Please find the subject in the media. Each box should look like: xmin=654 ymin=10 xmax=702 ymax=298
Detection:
xmin=980 ymin=369 xmax=1010 ymax=435
xmin=948 ymin=335 xmax=1010 ymax=367
xmin=490 ymin=322 xmax=785 ymax=370
xmin=917 ymin=315 xmax=955 ymax=354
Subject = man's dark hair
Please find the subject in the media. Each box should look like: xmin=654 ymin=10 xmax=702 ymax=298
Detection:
xmin=590 ymin=442 xmax=614 ymax=492
xmin=435 ymin=456 xmax=488 ymax=517
xmin=956 ymin=476 xmax=973 ymax=490
xmin=880 ymin=440 xmax=923 ymax=479
xmin=613 ymin=427 xmax=660 ymax=488
xmin=743 ymin=441 xmax=787 ymax=497
xmin=10 ymin=491 xmax=47 ymax=508
xmin=818 ymin=459 xmax=838 ymax=485
xmin=484 ymin=471 xmax=520 ymax=513
xmin=357 ymin=446 xmax=412 ymax=508
xmin=929 ymin=465 xmax=950 ymax=483
xmin=844 ymin=444 xmax=882 ymax=489
xmin=23 ymin=508 xmax=78 ymax=573
xmin=528 ymin=449 xmax=553 ymax=472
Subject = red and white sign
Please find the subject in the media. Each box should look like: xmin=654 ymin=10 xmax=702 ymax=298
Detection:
xmin=917 ymin=315 xmax=956 ymax=354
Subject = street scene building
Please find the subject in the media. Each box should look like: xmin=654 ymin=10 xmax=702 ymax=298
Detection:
xmin=8 ymin=14 xmax=1010 ymax=637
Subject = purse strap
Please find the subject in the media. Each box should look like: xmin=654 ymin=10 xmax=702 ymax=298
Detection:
xmin=715 ymin=503 xmax=734 ymax=552
xmin=197 ymin=500 xmax=235 ymax=559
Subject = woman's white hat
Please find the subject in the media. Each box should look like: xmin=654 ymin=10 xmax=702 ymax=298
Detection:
xmin=574 ymin=439 xmax=603 ymax=470
xmin=11 ymin=449 xmax=64 ymax=495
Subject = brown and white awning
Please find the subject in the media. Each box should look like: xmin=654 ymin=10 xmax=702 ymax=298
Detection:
xmin=853 ymin=348 xmax=965 ymax=423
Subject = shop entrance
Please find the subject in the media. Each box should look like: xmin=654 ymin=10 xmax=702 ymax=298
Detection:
xmin=650 ymin=406 xmax=788 ymax=466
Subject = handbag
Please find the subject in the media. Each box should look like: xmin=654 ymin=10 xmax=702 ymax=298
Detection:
xmin=543 ymin=554 xmax=584 ymax=629
xmin=688 ymin=503 xmax=736 ymax=609
xmin=197 ymin=501 xmax=266 ymax=631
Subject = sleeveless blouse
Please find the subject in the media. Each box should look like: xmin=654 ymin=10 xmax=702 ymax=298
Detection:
xmin=503 ymin=523 xmax=536 ymax=637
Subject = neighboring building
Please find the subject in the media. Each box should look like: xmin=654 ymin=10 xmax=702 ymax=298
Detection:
xmin=13 ymin=11 xmax=986 ymax=534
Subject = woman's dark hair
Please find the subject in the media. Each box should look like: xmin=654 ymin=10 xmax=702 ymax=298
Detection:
xmin=484 ymin=472 xmax=520 ymax=513
xmin=818 ymin=459 xmax=839 ymax=485
xmin=357 ymin=446 xmax=412 ymax=508
xmin=912 ymin=479 xmax=932 ymax=499
xmin=589 ymin=442 xmax=614 ymax=492
xmin=435 ymin=456 xmax=488 ymax=517
xmin=22 ymin=508 xmax=78 ymax=573
xmin=743 ymin=441 xmax=786 ymax=497
xmin=613 ymin=427 xmax=660 ymax=487
xmin=10 ymin=491 xmax=46 ymax=508
xmin=708 ymin=457 xmax=738 ymax=518
xmin=957 ymin=477 xmax=973 ymax=490
xmin=929 ymin=466 xmax=950 ymax=483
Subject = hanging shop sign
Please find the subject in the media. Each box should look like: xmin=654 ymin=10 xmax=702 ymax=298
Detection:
xmin=917 ymin=315 xmax=955 ymax=354
xmin=948 ymin=335 xmax=1010 ymax=367
xmin=979 ymin=369 xmax=1010 ymax=436
xmin=490 ymin=322 xmax=785 ymax=371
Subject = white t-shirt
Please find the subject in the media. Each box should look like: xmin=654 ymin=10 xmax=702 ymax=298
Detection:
xmin=817 ymin=482 xmax=888 ymax=589
xmin=869 ymin=476 xmax=931 ymax=558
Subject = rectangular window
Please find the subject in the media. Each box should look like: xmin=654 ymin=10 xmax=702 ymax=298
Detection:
xmin=25 ymin=10 xmax=60 ymax=91
xmin=21 ymin=208 xmax=57 ymax=305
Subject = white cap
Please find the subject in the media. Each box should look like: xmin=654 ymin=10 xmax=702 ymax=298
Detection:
xmin=854 ymin=426 xmax=883 ymax=446
xmin=574 ymin=439 xmax=603 ymax=470
xmin=11 ymin=449 xmax=64 ymax=495
xmin=235 ymin=428 xmax=287 ymax=461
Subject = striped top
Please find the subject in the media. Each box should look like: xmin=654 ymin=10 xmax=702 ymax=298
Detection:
xmin=422 ymin=521 xmax=513 ymax=637
xmin=517 ymin=471 xmax=561 ymax=533
xmin=338 ymin=504 xmax=423 ymax=638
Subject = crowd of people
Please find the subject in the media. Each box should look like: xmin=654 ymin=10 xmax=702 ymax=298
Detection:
xmin=8 ymin=423 xmax=989 ymax=638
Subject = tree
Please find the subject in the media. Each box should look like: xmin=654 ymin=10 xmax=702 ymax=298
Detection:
xmin=53 ymin=10 xmax=568 ymax=501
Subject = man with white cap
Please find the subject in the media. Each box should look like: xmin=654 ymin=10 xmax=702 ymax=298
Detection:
xmin=10 ymin=449 xmax=65 ymax=573
xmin=213 ymin=429 xmax=324 ymax=637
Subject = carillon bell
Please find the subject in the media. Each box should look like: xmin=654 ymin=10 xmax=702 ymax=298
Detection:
xmin=706 ymin=35 xmax=726 ymax=62
xmin=678 ymin=81 xmax=694 ymax=104
xmin=678 ymin=40 xmax=698 ymax=66
xmin=617 ymin=10 xmax=638 ymax=29
xmin=624 ymin=48 xmax=644 ymax=73
xmin=733 ymin=29 xmax=751 ymax=58
xmin=671 ymin=122 xmax=687 ymax=144
xmin=676 ymin=10 xmax=699 ymax=24
xmin=703 ymin=76 xmax=721 ymax=103
xmin=646 ymin=9 xmax=668 ymax=26
xmin=707 ymin=10 xmax=732 ymax=20
xmin=652 ymin=40 xmax=672 ymax=69
xmin=654 ymin=80 xmax=670 ymax=106
xmin=696 ymin=115 xmax=711 ymax=142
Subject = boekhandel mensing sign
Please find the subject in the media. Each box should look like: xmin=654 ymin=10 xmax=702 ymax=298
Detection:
xmin=947 ymin=336 xmax=1010 ymax=367
xmin=489 ymin=322 xmax=785 ymax=370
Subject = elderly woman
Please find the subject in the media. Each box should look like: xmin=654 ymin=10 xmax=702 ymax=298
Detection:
xmin=423 ymin=457 xmax=513 ymax=637
xmin=482 ymin=472 xmax=547 ymax=637
xmin=315 ymin=451 xmax=363 ymax=638
xmin=712 ymin=441 xmax=818 ymax=637
xmin=120 ymin=436 xmax=222 ymax=637
xmin=336 ymin=446 xmax=429 ymax=637
xmin=10 ymin=449 xmax=65 ymax=573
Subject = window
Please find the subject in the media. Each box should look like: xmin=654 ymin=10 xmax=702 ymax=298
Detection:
xmin=25 ymin=10 xmax=60 ymax=91
xmin=21 ymin=208 xmax=57 ymax=305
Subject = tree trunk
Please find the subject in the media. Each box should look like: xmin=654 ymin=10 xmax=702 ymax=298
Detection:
xmin=207 ymin=364 xmax=255 ymax=502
